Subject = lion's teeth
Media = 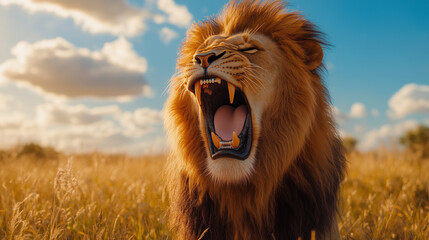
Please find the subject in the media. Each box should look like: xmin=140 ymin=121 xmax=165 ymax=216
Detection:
xmin=232 ymin=131 xmax=240 ymax=149
xmin=200 ymin=78 xmax=222 ymax=85
xmin=227 ymin=82 xmax=235 ymax=104
xmin=195 ymin=81 xmax=201 ymax=105
xmin=211 ymin=132 xmax=221 ymax=149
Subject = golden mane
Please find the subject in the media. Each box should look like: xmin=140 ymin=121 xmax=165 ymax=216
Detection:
xmin=165 ymin=1 xmax=346 ymax=239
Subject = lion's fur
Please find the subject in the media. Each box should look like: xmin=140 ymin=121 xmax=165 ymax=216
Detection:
xmin=164 ymin=0 xmax=346 ymax=239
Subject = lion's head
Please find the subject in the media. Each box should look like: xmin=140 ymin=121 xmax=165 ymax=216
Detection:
xmin=167 ymin=0 xmax=327 ymax=184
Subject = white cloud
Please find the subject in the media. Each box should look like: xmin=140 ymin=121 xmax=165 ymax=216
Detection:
xmin=326 ymin=61 xmax=334 ymax=70
xmin=0 ymin=101 xmax=165 ymax=155
xmin=349 ymin=102 xmax=366 ymax=118
xmin=332 ymin=103 xmax=367 ymax=123
xmin=354 ymin=124 xmax=366 ymax=134
xmin=0 ymin=0 xmax=148 ymax=36
xmin=36 ymin=103 xmax=120 ymax=125
xmin=0 ymin=0 xmax=194 ymax=35
xmin=153 ymin=14 xmax=166 ymax=24
xmin=157 ymin=0 xmax=193 ymax=28
xmin=135 ymin=136 xmax=167 ymax=155
xmin=388 ymin=83 xmax=429 ymax=118
xmin=371 ymin=108 xmax=379 ymax=117
xmin=0 ymin=111 xmax=29 ymax=129
xmin=160 ymin=27 xmax=179 ymax=44
xmin=331 ymin=105 xmax=347 ymax=124
xmin=36 ymin=102 xmax=162 ymax=135
xmin=0 ymin=37 xmax=151 ymax=100
xmin=0 ymin=93 xmax=13 ymax=111
xmin=116 ymin=108 xmax=163 ymax=137
xmin=358 ymin=120 xmax=418 ymax=151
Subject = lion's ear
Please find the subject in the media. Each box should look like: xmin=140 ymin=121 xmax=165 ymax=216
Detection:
xmin=302 ymin=41 xmax=323 ymax=70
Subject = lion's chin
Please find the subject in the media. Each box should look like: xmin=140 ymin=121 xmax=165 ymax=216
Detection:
xmin=206 ymin=153 xmax=256 ymax=184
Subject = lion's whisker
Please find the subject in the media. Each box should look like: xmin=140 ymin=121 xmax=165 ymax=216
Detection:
xmin=243 ymin=72 xmax=263 ymax=91
xmin=249 ymin=63 xmax=266 ymax=72
xmin=244 ymin=68 xmax=266 ymax=91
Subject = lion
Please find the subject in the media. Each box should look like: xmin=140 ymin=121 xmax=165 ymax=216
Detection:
xmin=164 ymin=0 xmax=346 ymax=239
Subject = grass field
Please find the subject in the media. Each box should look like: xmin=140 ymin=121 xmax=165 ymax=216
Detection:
xmin=0 ymin=147 xmax=428 ymax=239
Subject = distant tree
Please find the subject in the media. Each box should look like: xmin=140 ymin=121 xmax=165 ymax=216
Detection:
xmin=18 ymin=143 xmax=58 ymax=159
xmin=342 ymin=136 xmax=358 ymax=153
xmin=400 ymin=125 xmax=429 ymax=158
xmin=0 ymin=150 xmax=5 ymax=162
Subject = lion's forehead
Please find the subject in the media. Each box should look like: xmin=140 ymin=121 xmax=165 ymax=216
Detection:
xmin=200 ymin=33 xmax=254 ymax=52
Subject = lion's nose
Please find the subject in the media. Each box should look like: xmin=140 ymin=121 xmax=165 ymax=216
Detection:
xmin=194 ymin=51 xmax=225 ymax=68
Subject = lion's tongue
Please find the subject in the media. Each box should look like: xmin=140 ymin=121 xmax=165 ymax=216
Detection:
xmin=214 ymin=105 xmax=247 ymax=141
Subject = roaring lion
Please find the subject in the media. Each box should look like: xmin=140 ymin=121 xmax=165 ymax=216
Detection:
xmin=164 ymin=0 xmax=346 ymax=239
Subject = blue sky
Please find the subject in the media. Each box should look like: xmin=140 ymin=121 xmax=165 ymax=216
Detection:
xmin=0 ymin=0 xmax=428 ymax=154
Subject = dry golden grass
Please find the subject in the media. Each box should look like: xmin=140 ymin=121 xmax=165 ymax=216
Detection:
xmin=0 ymin=152 xmax=169 ymax=239
xmin=339 ymin=150 xmax=429 ymax=239
xmin=0 ymin=147 xmax=428 ymax=239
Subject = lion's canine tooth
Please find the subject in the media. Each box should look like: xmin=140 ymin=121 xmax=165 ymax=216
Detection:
xmin=195 ymin=81 xmax=201 ymax=105
xmin=232 ymin=131 xmax=240 ymax=149
xmin=216 ymin=77 xmax=221 ymax=84
xmin=227 ymin=82 xmax=235 ymax=104
xmin=211 ymin=132 xmax=221 ymax=149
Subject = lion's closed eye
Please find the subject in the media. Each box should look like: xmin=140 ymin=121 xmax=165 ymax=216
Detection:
xmin=239 ymin=47 xmax=259 ymax=54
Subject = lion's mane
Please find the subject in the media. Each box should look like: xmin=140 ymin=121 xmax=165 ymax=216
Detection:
xmin=164 ymin=1 xmax=346 ymax=239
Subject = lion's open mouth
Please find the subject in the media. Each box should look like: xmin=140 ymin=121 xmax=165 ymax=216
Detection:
xmin=190 ymin=77 xmax=252 ymax=160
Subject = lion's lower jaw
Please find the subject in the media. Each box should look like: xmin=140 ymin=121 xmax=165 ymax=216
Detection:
xmin=205 ymin=152 xmax=256 ymax=183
